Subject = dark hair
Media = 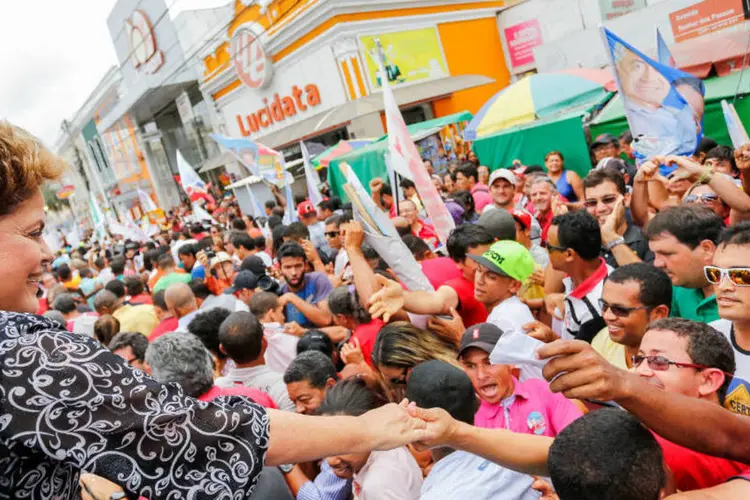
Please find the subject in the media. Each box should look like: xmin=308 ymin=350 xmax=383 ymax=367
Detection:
xmin=285 ymin=222 xmax=310 ymax=241
xmin=124 ymin=276 xmax=144 ymax=296
xmin=446 ymin=224 xmax=494 ymax=262
xmin=186 ymin=307 xmax=233 ymax=359
xmin=405 ymin=360 xmax=477 ymax=426
xmin=297 ymin=330 xmax=335 ymax=358
xmin=93 ymin=315 xmax=120 ymax=345
xmin=327 ymin=286 xmax=372 ymax=325
xmin=644 ymin=205 xmax=724 ymax=248
xmin=380 ymin=183 xmax=393 ymax=197
xmin=549 ymin=408 xmax=665 ymax=500
xmin=401 ymin=235 xmax=431 ymax=260
xmin=57 ymin=264 xmax=72 ymax=281
xmin=94 ymin=257 xmax=106 ymax=270
xmin=218 ymin=311 xmax=264 ymax=364
xmin=718 ymin=221 xmax=750 ymax=248
xmin=583 ymin=167 xmax=626 ymax=195
xmin=399 ymin=178 xmax=416 ymax=190
xmin=619 ymin=130 xmax=633 ymax=145
xmin=105 ymin=279 xmax=127 ymax=299
xmin=319 ymin=378 xmax=383 ymax=417
xmin=706 ymin=145 xmax=738 ymax=174
xmin=271 ymin=206 xmax=286 ymax=218
xmin=451 ymin=190 xmax=476 ymax=219
xmin=552 ymin=211 xmax=602 ymax=260
xmin=253 ymin=235 xmax=266 ymax=251
xmin=325 ymin=214 xmax=342 ymax=228
xmin=545 ymin=150 xmax=565 ymax=162
xmin=277 ymin=242 xmax=306 ymax=263
xmin=177 ymin=243 xmax=197 ymax=258
xmin=267 ymin=215 xmax=283 ymax=230
xmin=696 ymin=137 xmax=719 ymax=158
xmin=110 ymin=257 xmax=126 ymax=276
xmin=318 ymin=199 xmax=336 ymax=213
xmin=231 ymin=232 xmax=256 ymax=252
xmin=189 ymin=280 xmax=212 ymax=300
xmin=606 ymin=263 xmax=672 ymax=309
xmin=157 ymin=252 xmax=175 ymax=270
xmin=249 ymin=291 xmax=279 ymax=318
xmin=265 ymin=200 xmax=277 ymax=210
xmin=108 ymin=331 xmax=149 ymax=362
xmin=457 ymin=163 xmax=478 ymax=183
xmin=231 ymin=218 xmax=247 ymax=231
xmin=152 ymin=290 xmax=168 ymax=311
xmin=283 ymin=350 xmax=339 ymax=388
xmin=52 ymin=293 xmax=76 ymax=314
xmin=647 ymin=318 xmax=736 ymax=404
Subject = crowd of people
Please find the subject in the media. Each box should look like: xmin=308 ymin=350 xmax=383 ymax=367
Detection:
xmin=3 ymin=119 xmax=750 ymax=499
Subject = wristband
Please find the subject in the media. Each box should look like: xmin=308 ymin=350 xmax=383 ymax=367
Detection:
xmin=605 ymin=237 xmax=625 ymax=250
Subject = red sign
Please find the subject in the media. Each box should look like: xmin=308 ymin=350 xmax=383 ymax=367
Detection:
xmin=670 ymin=0 xmax=744 ymax=43
xmin=232 ymin=27 xmax=273 ymax=90
xmin=236 ymin=84 xmax=322 ymax=136
xmin=504 ymin=19 xmax=543 ymax=68
xmin=125 ymin=10 xmax=164 ymax=74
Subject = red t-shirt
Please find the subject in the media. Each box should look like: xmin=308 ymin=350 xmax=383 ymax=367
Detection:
xmin=353 ymin=318 xmax=386 ymax=367
xmin=655 ymin=434 xmax=748 ymax=491
xmin=130 ymin=293 xmax=153 ymax=305
xmin=149 ymin=317 xmax=179 ymax=342
xmin=420 ymin=257 xmax=462 ymax=290
xmin=444 ymin=275 xmax=487 ymax=328
xmin=415 ymin=222 xmax=440 ymax=251
xmin=536 ymin=209 xmax=553 ymax=245
xmin=199 ymin=385 xmax=277 ymax=409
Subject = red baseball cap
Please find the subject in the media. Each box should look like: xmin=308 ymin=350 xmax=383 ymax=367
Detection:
xmin=511 ymin=210 xmax=532 ymax=230
xmin=297 ymin=201 xmax=316 ymax=217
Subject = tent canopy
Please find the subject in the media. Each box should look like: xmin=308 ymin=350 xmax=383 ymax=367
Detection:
xmin=328 ymin=111 xmax=472 ymax=199
xmin=589 ymin=72 xmax=750 ymax=147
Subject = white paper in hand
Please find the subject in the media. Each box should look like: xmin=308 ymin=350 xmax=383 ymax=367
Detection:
xmin=489 ymin=330 xmax=548 ymax=381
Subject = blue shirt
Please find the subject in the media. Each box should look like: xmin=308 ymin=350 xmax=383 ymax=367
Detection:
xmin=297 ymin=460 xmax=351 ymax=500
xmin=281 ymin=272 xmax=333 ymax=327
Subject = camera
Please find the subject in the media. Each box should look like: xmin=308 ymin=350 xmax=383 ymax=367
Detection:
xmin=258 ymin=275 xmax=281 ymax=295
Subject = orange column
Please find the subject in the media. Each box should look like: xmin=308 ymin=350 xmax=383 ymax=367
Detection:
xmin=433 ymin=17 xmax=511 ymax=118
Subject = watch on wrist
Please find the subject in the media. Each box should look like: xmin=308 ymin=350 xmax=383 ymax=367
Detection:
xmin=605 ymin=237 xmax=626 ymax=250
xmin=278 ymin=463 xmax=295 ymax=474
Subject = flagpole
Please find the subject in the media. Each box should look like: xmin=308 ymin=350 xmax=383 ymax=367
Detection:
xmin=375 ymin=38 xmax=400 ymax=217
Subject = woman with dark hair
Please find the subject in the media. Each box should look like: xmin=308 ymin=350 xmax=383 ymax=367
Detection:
xmin=544 ymin=150 xmax=583 ymax=206
xmin=320 ymin=379 xmax=423 ymax=500
xmin=451 ymin=190 xmax=478 ymax=223
xmin=328 ymin=286 xmax=384 ymax=368
xmin=0 ymin=121 xmax=428 ymax=499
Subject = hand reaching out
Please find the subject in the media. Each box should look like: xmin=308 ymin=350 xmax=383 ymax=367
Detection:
xmin=523 ymin=320 xmax=559 ymax=344
xmin=341 ymin=337 xmax=365 ymax=365
xmin=342 ymin=221 xmax=365 ymax=251
xmin=368 ymin=274 xmax=405 ymax=322
xmin=427 ymin=307 xmax=465 ymax=343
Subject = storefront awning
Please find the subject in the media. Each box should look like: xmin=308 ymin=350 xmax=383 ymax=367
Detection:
xmin=198 ymin=151 xmax=236 ymax=173
xmin=672 ymin=30 xmax=750 ymax=78
xmin=254 ymin=74 xmax=494 ymax=149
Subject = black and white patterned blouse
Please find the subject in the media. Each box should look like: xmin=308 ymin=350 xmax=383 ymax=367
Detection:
xmin=0 ymin=311 xmax=270 ymax=499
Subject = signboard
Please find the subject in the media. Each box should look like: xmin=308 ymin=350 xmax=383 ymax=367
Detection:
xmin=175 ymin=90 xmax=195 ymax=126
xmin=232 ymin=25 xmax=273 ymax=90
xmin=359 ymin=27 xmax=448 ymax=90
xmin=599 ymin=0 xmax=646 ymax=20
xmin=56 ymin=185 xmax=75 ymax=200
xmin=504 ymin=19 xmax=543 ymax=68
xmin=669 ymin=0 xmax=744 ymax=43
xmin=125 ymin=9 xmax=164 ymax=74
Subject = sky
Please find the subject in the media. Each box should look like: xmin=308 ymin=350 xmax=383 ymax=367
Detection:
xmin=0 ymin=1 xmax=120 ymax=148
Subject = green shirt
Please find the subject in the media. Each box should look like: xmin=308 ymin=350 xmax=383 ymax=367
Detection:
xmin=153 ymin=272 xmax=193 ymax=294
xmin=670 ymin=286 xmax=719 ymax=323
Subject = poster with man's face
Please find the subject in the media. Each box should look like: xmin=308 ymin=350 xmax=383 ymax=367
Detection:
xmin=603 ymin=28 xmax=705 ymax=164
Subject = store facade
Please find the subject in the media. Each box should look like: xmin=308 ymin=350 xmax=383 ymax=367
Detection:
xmin=199 ymin=0 xmax=513 ymax=160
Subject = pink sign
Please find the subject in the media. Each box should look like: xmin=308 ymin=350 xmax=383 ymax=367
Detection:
xmin=504 ymin=19 xmax=543 ymax=68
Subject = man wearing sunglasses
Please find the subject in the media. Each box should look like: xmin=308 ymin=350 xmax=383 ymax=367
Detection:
xmin=582 ymin=168 xmax=653 ymax=268
xmin=708 ymin=222 xmax=750 ymax=417
xmin=591 ymin=263 xmax=671 ymax=369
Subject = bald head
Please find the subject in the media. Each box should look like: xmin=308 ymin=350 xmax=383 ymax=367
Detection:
xmin=392 ymin=216 xmax=411 ymax=237
xmin=165 ymin=283 xmax=197 ymax=319
xmin=94 ymin=290 xmax=120 ymax=315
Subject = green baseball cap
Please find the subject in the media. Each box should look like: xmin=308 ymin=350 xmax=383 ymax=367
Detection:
xmin=468 ymin=240 xmax=535 ymax=282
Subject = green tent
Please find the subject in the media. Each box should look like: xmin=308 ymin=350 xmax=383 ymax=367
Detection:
xmin=328 ymin=111 xmax=473 ymax=199
xmin=472 ymin=109 xmax=597 ymax=178
xmin=589 ymin=72 xmax=750 ymax=148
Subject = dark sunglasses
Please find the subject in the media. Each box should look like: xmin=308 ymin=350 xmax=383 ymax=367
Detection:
xmin=546 ymin=243 xmax=569 ymax=253
xmin=598 ymin=299 xmax=650 ymax=318
xmin=704 ymin=266 xmax=750 ymax=286
xmin=684 ymin=193 xmax=719 ymax=204
xmin=324 ymin=231 xmax=340 ymax=238
xmin=632 ymin=354 xmax=712 ymax=373
xmin=583 ymin=195 xmax=618 ymax=208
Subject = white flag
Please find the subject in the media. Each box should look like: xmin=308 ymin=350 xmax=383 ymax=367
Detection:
xmin=137 ymin=188 xmax=158 ymax=213
xmin=192 ymin=203 xmax=217 ymax=223
xmin=300 ymin=141 xmax=324 ymax=207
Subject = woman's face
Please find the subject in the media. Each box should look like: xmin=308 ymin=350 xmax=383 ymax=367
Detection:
xmin=545 ymin=154 xmax=563 ymax=173
xmin=0 ymin=190 xmax=53 ymax=313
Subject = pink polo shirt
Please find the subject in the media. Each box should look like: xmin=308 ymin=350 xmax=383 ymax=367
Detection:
xmin=474 ymin=377 xmax=582 ymax=437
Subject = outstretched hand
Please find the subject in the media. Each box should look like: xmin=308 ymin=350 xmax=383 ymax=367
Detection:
xmin=405 ymin=404 xmax=459 ymax=451
xmin=368 ymin=274 xmax=405 ymax=322
xmin=362 ymin=400 xmax=431 ymax=450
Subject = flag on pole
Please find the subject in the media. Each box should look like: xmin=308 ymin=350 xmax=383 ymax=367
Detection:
xmin=244 ymin=185 xmax=265 ymax=219
xmin=722 ymin=100 xmax=750 ymax=149
xmin=656 ymin=28 xmax=675 ymax=68
xmin=376 ymin=39 xmax=455 ymax=247
xmin=602 ymin=27 xmax=704 ymax=165
xmin=300 ymin=141 xmax=323 ymax=207
xmin=211 ymin=134 xmax=288 ymax=186
xmin=192 ymin=203 xmax=217 ymax=224
xmin=283 ymin=163 xmax=298 ymax=224
xmin=176 ymin=150 xmax=214 ymax=204
xmin=137 ymin=188 xmax=158 ymax=213
xmin=89 ymin=197 xmax=107 ymax=241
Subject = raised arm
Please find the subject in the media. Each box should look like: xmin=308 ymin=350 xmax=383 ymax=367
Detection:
xmin=368 ymin=275 xmax=458 ymax=322
xmin=630 ymin=160 xmax=658 ymax=227
xmin=343 ymin=221 xmax=379 ymax=310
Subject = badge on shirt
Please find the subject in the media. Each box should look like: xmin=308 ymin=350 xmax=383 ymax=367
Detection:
xmin=527 ymin=411 xmax=547 ymax=435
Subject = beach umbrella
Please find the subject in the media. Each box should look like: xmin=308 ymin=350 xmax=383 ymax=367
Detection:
xmin=313 ymin=139 xmax=373 ymax=169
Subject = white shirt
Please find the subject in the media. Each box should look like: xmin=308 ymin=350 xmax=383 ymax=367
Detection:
xmin=352 ymin=448 xmax=422 ymax=500
xmin=256 ymin=251 xmax=273 ymax=268
xmin=262 ymin=323 xmax=299 ymax=374
xmin=562 ymin=260 xmax=612 ymax=341
xmin=421 ymin=450 xmax=537 ymax=500
xmin=215 ymin=365 xmax=295 ymax=412
xmin=711 ymin=319 xmax=750 ymax=382
xmin=200 ymin=294 xmax=250 ymax=313
xmin=487 ymin=296 xmax=535 ymax=333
